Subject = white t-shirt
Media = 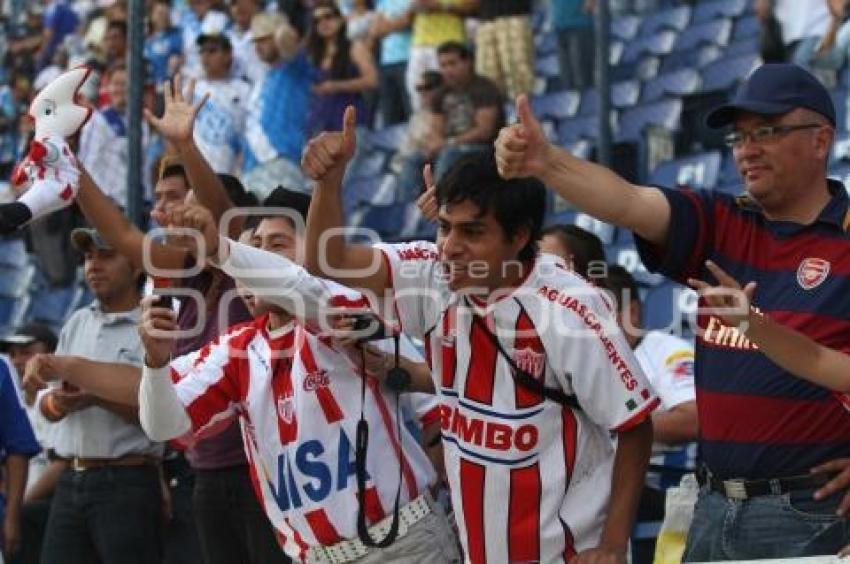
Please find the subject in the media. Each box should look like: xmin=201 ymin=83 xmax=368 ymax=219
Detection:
xmin=634 ymin=331 xmax=697 ymax=489
xmin=377 ymin=241 xmax=659 ymax=563
xmin=774 ymin=0 xmax=831 ymax=44
xmin=193 ymin=77 xmax=251 ymax=174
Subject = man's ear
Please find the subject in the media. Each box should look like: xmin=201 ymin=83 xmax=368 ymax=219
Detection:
xmin=630 ymin=298 xmax=642 ymax=329
xmin=511 ymin=225 xmax=532 ymax=257
xmin=815 ymin=125 xmax=835 ymax=162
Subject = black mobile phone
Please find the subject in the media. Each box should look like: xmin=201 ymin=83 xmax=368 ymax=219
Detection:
xmin=154 ymin=292 xmax=173 ymax=309
xmin=349 ymin=312 xmax=391 ymax=342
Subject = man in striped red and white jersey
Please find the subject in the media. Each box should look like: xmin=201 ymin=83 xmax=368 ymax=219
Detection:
xmin=300 ymin=110 xmax=657 ymax=563
xmin=68 ymin=210 xmax=459 ymax=563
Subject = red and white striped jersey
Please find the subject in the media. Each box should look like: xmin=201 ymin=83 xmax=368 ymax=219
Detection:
xmin=377 ymin=242 xmax=659 ymax=563
xmin=168 ymin=313 xmax=439 ymax=561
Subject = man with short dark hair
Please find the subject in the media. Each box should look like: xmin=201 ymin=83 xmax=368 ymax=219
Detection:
xmin=300 ymin=109 xmax=656 ymax=564
xmin=26 ymin=227 xmax=163 ymax=564
xmin=425 ymin=41 xmax=504 ymax=180
xmin=496 ymin=62 xmax=850 ymax=560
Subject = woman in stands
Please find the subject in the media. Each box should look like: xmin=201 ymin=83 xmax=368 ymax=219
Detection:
xmin=305 ymin=0 xmax=378 ymax=137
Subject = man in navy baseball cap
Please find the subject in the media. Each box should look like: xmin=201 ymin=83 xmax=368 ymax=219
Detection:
xmin=706 ymin=63 xmax=836 ymax=128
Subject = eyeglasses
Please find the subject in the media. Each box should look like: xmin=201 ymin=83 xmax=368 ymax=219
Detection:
xmin=723 ymin=123 xmax=824 ymax=148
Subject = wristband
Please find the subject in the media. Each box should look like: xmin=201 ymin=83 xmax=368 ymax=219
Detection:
xmin=42 ymin=392 xmax=63 ymax=420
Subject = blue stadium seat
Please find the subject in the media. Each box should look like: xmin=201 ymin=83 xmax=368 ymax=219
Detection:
xmin=535 ymin=32 xmax=558 ymax=56
xmin=640 ymin=68 xmax=702 ymax=103
xmin=535 ymin=54 xmax=561 ymax=78
xmin=27 ymin=285 xmax=76 ymax=327
xmin=693 ymin=0 xmax=747 ymax=22
xmin=718 ymin=153 xmax=740 ymax=186
xmin=724 ymin=36 xmax=760 ymax=58
xmin=0 ymin=263 xmax=34 ymax=330
xmin=347 ymin=152 xmax=387 ymax=180
xmin=832 ymin=132 xmax=850 ymax=164
xmin=343 ymin=177 xmax=381 ymax=214
xmin=574 ymin=213 xmax=616 ymax=245
xmin=360 ymin=203 xmax=409 ymax=239
xmin=545 ymin=208 xmax=578 ymax=227
xmin=368 ymin=123 xmax=408 ymax=152
xmin=558 ymin=114 xmax=611 ymax=144
xmin=611 ymin=14 xmax=642 ymax=41
xmin=607 ymin=244 xmax=666 ymax=287
xmin=661 ymin=44 xmax=723 ymax=72
xmin=732 ymin=14 xmax=760 ymax=40
xmin=649 ymin=151 xmax=722 ymax=190
xmin=532 ymin=90 xmax=581 ymax=121
xmin=578 ymin=80 xmax=641 ymax=116
xmin=616 ymin=98 xmax=683 ymax=142
xmin=642 ymin=282 xmax=695 ymax=332
xmin=699 ymin=53 xmax=759 ymax=92
xmin=673 ymin=18 xmax=733 ymax=52
xmin=621 ymin=30 xmax=678 ymax=64
xmin=639 ymin=6 xmax=691 ymax=37
xmin=0 ymin=239 xmax=27 ymax=268
xmin=829 ymin=164 xmax=850 ymax=188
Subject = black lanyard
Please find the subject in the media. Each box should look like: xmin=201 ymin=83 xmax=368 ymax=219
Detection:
xmin=354 ymin=333 xmax=408 ymax=547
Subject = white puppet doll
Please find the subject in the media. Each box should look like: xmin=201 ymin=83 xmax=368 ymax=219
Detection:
xmin=0 ymin=66 xmax=92 ymax=234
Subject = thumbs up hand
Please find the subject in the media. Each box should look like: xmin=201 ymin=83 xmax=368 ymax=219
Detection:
xmin=494 ymin=95 xmax=551 ymax=180
xmin=302 ymin=105 xmax=358 ymax=184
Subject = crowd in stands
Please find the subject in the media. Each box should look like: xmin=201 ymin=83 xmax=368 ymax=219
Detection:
xmin=0 ymin=0 xmax=850 ymax=563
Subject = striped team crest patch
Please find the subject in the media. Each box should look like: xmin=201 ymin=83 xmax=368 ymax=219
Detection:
xmin=277 ymin=395 xmax=294 ymax=424
xmin=797 ymin=258 xmax=830 ymax=290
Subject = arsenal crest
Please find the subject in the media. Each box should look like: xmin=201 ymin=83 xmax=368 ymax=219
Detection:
xmin=514 ymin=347 xmax=545 ymax=379
xmin=796 ymin=258 xmax=830 ymax=290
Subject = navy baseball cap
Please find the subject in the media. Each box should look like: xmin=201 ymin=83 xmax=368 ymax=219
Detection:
xmin=705 ymin=63 xmax=835 ymax=129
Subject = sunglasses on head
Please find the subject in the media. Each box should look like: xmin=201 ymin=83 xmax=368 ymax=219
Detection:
xmin=313 ymin=10 xmax=337 ymax=23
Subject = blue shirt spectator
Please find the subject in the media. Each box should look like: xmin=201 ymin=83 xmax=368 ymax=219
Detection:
xmin=550 ymin=0 xmax=594 ymax=30
xmin=39 ymin=1 xmax=79 ymax=69
xmin=144 ymin=27 xmax=183 ymax=85
xmin=376 ymin=0 xmax=412 ymax=66
xmin=242 ymin=50 xmax=312 ymax=172
xmin=0 ymin=355 xmax=39 ymax=459
xmin=0 ymin=85 xmax=19 ymax=168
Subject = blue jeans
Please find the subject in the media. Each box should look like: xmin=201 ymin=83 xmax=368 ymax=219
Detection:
xmin=40 ymin=466 xmax=162 ymax=564
xmin=684 ymin=485 xmax=850 ymax=561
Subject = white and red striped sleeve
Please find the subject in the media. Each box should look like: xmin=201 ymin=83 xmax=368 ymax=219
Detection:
xmin=550 ymin=286 xmax=659 ymax=431
xmin=169 ymin=327 xmax=251 ymax=439
xmin=373 ymin=241 xmax=442 ymax=340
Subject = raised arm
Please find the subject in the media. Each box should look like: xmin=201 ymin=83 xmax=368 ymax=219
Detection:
xmin=144 ymin=76 xmax=242 ymax=237
xmin=160 ymin=202 xmax=373 ymax=331
xmin=77 ymin=169 xmax=189 ymax=271
xmin=302 ymin=106 xmax=391 ymax=294
xmin=495 ymin=96 xmax=672 ymax=246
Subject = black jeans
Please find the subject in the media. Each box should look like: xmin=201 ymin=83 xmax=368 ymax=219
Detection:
xmin=378 ymin=62 xmax=411 ymax=126
xmin=193 ymin=466 xmax=290 ymax=564
xmin=40 ymin=465 xmax=162 ymax=564
xmin=9 ymin=497 xmax=51 ymax=564
xmin=162 ymin=454 xmax=203 ymax=564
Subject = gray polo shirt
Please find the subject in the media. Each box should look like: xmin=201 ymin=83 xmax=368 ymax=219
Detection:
xmin=38 ymin=301 xmax=163 ymax=459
